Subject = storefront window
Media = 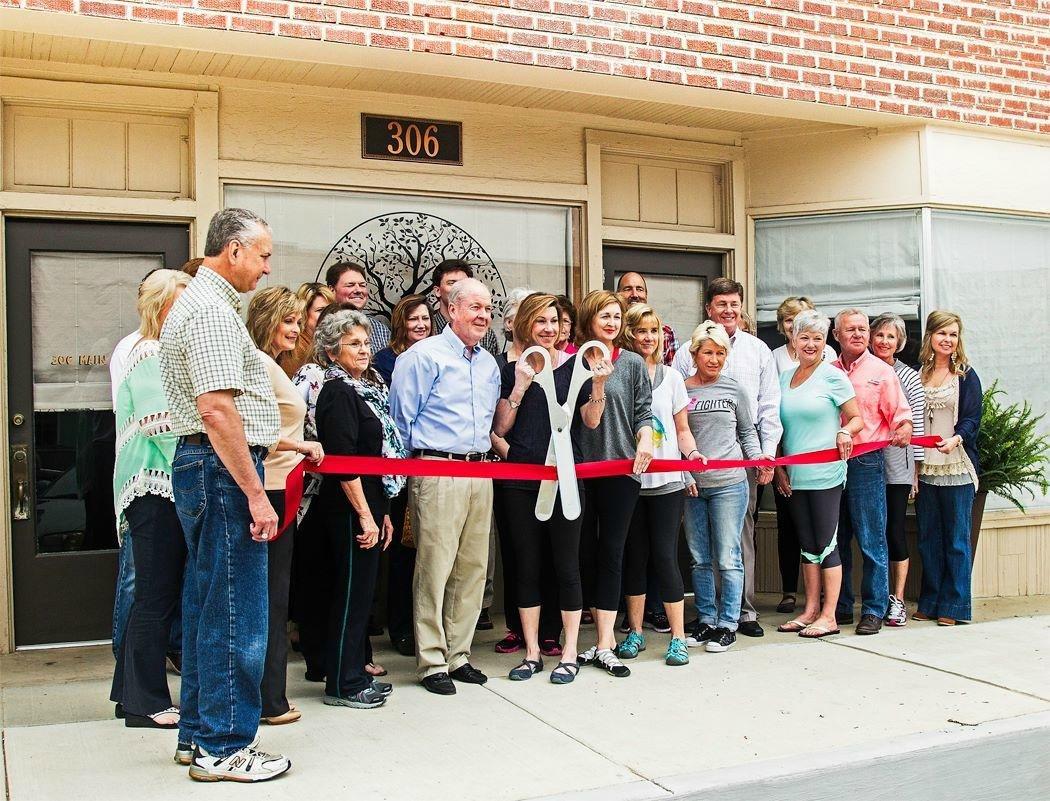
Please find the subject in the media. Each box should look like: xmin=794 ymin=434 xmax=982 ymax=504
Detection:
xmin=930 ymin=211 xmax=1050 ymax=509
xmin=755 ymin=210 xmax=922 ymax=359
xmin=224 ymin=185 xmax=574 ymax=327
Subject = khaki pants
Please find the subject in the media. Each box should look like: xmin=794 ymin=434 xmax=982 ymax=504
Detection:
xmin=410 ymin=472 xmax=493 ymax=679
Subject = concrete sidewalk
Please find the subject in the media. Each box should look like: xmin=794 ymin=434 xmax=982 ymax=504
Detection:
xmin=2 ymin=595 xmax=1048 ymax=801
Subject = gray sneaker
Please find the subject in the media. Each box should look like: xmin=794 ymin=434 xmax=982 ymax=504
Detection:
xmin=324 ymin=686 xmax=387 ymax=709
xmin=188 ymin=740 xmax=290 ymax=783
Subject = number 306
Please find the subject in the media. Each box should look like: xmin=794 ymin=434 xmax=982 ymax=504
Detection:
xmin=387 ymin=121 xmax=440 ymax=158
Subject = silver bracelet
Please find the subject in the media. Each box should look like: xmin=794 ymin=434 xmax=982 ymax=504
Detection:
xmin=588 ymin=395 xmax=606 ymax=405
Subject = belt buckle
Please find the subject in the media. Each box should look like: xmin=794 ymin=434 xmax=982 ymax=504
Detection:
xmin=463 ymin=451 xmax=485 ymax=462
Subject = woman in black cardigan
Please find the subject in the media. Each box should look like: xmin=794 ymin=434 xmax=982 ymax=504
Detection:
xmin=311 ymin=309 xmax=406 ymax=708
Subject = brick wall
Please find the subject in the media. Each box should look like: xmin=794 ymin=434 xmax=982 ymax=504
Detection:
xmin=15 ymin=0 xmax=1050 ymax=133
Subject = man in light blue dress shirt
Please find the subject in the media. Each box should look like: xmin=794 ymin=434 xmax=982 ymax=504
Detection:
xmin=389 ymin=278 xmax=501 ymax=695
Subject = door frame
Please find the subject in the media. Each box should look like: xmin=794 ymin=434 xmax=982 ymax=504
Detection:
xmin=3 ymin=218 xmax=190 ymax=648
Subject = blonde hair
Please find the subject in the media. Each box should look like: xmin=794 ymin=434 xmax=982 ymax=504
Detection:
xmin=919 ymin=310 xmax=970 ymax=378
xmin=689 ymin=320 xmax=732 ymax=355
xmin=623 ymin=304 xmax=665 ymax=365
xmin=776 ymin=296 xmax=816 ymax=335
xmin=247 ymin=286 xmax=304 ymax=355
xmin=512 ymin=293 xmax=559 ymax=347
xmin=138 ymin=269 xmax=191 ymax=340
xmin=575 ymin=290 xmax=627 ymax=347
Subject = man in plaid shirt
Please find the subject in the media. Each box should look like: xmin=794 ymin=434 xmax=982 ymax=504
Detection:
xmin=617 ymin=272 xmax=679 ymax=366
xmin=160 ymin=208 xmax=289 ymax=783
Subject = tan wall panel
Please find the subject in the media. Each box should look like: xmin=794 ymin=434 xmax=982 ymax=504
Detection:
xmin=746 ymin=128 xmax=922 ymax=211
xmin=601 ymin=160 xmax=640 ymax=222
xmin=127 ymin=122 xmax=183 ymax=193
xmin=926 ymin=129 xmax=1050 ymax=215
xmin=677 ymin=168 xmax=717 ymax=228
xmin=217 ymin=87 xmax=587 ymax=185
xmin=11 ymin=113 xmax=70 ymax=187
xmin=70 ymin=118 xmax=125 ymax=190
xmin=638 ymin=164 xmax=677 ymax=224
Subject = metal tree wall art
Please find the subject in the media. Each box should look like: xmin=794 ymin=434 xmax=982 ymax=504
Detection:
xmin=318 ymin=212 xmax=506 ymax=323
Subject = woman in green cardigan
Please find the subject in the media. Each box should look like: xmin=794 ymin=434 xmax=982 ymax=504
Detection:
xmin=110 ymin=268 xmax=190 ymax=729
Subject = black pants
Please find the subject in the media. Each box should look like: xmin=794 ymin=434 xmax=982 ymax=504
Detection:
xmin=385 ymin=490 xmax=416 ymax=642
xmin=886 ymin=484 xmax=910 ymax=562
xmin=581 ymin=476 xmax=641 ymax=611
xmin=319 ymin=499 xmax=383 ymax=698
xmin=789 ymin=487 xmax=843 ymax=569
xmin=110 ymin=494 xmax=185 ymax=715
xmin=494 ymin=483 xmax=562 ymax=637
xmin=261 ymin=490 xmax=294 ymax=717
xmin=774 ymin=487 xmax=800 ymax=594
xmin=623 ymin=491 xmax=686 ymax=603
xmin=294 ymin=500 xmax=326 ymax=675
xmin=502 ymin=487 xmax=584 ymax=612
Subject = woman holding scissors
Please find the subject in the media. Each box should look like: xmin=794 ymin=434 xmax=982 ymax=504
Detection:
xmin=574 ymin=291 xmax=655 ymax=678
xmin=493 ymin=293 xmax=611 ymax=684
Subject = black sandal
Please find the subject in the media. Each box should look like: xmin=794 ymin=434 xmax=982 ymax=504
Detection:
xmin=776 ymin=595 xmax=797 ymax=613
xmin=124 ymin=706 xmax=180 ymax=729
xmin=550 ymin=662 xmax=580 ymax=685
xmin=508 ymin=658 xmax=543 ymax=681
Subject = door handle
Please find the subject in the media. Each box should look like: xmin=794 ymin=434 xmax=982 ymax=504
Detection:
xmin=11 ymin=445 xmax=30 ymax=520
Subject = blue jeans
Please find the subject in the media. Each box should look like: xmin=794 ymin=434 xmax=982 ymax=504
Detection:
xmin=112 ymin=533 xmax=183 ymax=659
xmin=916 ymin=482 xmax=974 ymax=621
xmin=173 ymin=443 xmax=268 ymax=758
xmin=683 ymin=480 xmax=749 ymax=632
xmin=837 ymin=451 xmax=889 ymax=619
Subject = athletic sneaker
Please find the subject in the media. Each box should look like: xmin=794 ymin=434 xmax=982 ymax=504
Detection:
xmin=174 ymin=742 xmax=193 ymax=766
xmin=665 ymin=637 xmax=690 ymax=666
xmin=324 ymin=686 xmax=387 ymax=709
xmin=644 ymin=610 xmax=671 ymax=633
xmin=885 ymin=595 xmax=908 ymax=627
xmin=592 ymin=648 xmax=631 ymax=678
xmin=685 ymin=621 xmax=715 ymax=648
xmin=705 ymin=628 xmax=736 ymax=653
xmin=188 ymin=740 xmax=290 ymax=783
xmin=615 ymin=631 xmax=646 ymax=659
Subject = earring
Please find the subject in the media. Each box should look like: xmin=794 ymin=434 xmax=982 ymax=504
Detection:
xmin=950 ymin=352 xmax=957 ymax=368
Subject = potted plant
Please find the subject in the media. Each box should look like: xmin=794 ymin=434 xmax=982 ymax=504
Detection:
xmin=972 ymin=381 xmax=1050 ymax=553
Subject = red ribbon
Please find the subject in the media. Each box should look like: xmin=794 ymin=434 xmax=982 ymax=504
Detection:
xmin=278 ymin=435 xmax=940 ymax=534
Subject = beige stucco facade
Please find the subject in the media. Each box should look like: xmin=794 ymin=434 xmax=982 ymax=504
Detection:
xmin=0 ymin=11 xmax=1047 ymax=651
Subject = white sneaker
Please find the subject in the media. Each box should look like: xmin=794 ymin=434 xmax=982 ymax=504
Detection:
xmin=188 ymin=739 xmax=291 ymax=783
xmin=885 ymin=595 xmax=908 ymax=627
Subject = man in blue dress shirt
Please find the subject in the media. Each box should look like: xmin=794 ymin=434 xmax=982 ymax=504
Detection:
xmin=389 ymin=278 xmax=501 ymax=695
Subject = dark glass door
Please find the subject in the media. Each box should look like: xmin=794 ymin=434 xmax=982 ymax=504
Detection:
xmin=5 ymin=219 xmax=189 ymax=645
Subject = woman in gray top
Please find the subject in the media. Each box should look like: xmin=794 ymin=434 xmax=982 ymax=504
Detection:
xmin=574 ymin=291 xmax=654 ymax=679
xmin=682 ymin=322 xmax=773 ymax=654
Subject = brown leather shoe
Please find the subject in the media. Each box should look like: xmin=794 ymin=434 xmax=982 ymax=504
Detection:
xmin=855 ymin=614 xmax=883 ymax=635
xmin=912 ymin=611 xmax=934 ymax=621
xmin=937 ymin=617 xmax=957 ymax=626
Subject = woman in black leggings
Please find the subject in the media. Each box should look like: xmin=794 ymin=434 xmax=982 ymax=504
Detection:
xmin=573 ymin=291 xmax=654 ymax=678
xmin=618 ymin=305 xmax=702 ymax=666
xmin=492 ymin=294 xmax=610 ymax=685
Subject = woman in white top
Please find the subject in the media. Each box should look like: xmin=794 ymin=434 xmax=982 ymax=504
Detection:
xmin=617 ymin=305 xmax=703 ymax=667
xmin=770 ymin=296 xmax=837 ymax=614
xmin=247 ymin=287 xmax=324 ymax=725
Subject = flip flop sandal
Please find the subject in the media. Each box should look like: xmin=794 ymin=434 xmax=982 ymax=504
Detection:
xmin=549 ymin=662 xmax=580 ymax=685
xmin=125 ymin=706 xmax=180 ymax=729
xmin=776 ymin=595 xmax=797 ymax=613
xmin=365 ymin=663 xmax=388 ymax=677
xmin=508 ymin=659 xmax=544 ymax=681
xmin=799 ymin=624 xmax=840 ymax=639
xmin=777 ymin=618 xmax=811 ymax=633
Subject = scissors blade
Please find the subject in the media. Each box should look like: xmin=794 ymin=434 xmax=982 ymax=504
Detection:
xmin=550 ymin=426 xmax=580 ymax=520
xmin=534 ymin=437 xmax=558 ymax=521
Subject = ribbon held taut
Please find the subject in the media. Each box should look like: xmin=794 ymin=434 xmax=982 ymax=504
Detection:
xmin=278 ymin=435 xmax=940 ymax=535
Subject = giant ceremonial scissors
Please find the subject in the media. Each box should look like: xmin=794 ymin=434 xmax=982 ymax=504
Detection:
xmin=518 ymin=340 xmax=611 ymax=522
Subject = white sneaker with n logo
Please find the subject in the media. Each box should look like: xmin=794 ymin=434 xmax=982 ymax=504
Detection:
xmin=189 ymin=738 xmax=291 ymax=783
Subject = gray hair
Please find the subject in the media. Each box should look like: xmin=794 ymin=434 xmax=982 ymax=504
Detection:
xmin=793 ymin=309 xmax=830 ymax=339
xmin=447 ymin=277 xmax=490 ymax=308
xmin=503 ymin=286 xmax=536 ymax=323
xmin=833 ymin=307 xmax=868 ymax=330
xmin=688 ymin=320 xmax=733 ymax=354
xmin=204 ymin=208 xmax=270 ymax=257
xmin=314 ymin=309 xmax=371 ymax=367
xmin=870 ymin=312 xmax=907 ymax=354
